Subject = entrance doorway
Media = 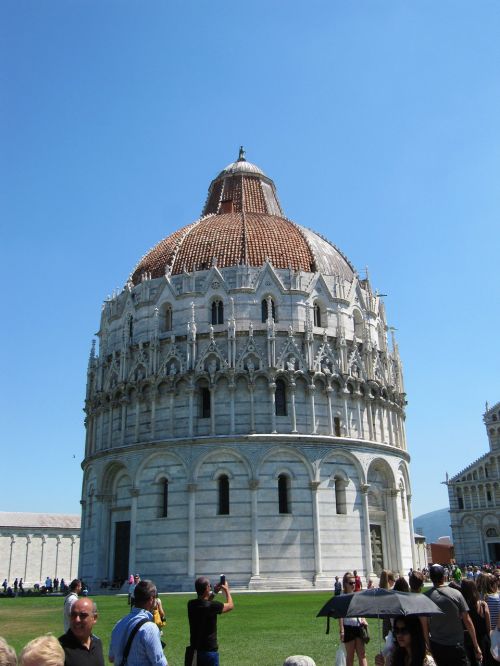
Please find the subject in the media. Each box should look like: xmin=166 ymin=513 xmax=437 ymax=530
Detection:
xmin=370 ymin=524 xmax=384 ymax=575
xmin=487 ymin=541 xmax=500 ymax=562
xmin=113 ymin=520 xmax=130 ymax=584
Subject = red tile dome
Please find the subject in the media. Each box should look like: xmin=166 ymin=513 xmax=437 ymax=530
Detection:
xmin=130 ymin=150 xmax=355 ymax=284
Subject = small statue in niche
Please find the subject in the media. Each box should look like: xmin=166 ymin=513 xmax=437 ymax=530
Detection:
xmin=287 ymin=357 xmax=296 ymax=372
xmin=246 ymin=358 xmax=255 ymax=374
xmin=321 ymin=360 xmax=331 ymax=375
xmin=208 ymin=359 xmax=217 ymax=381
xmin=169 ymin=362 xmax=177 ymax=377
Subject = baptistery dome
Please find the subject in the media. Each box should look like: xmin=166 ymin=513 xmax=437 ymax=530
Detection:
xmin=131 ymin=148 xmax=354 ymax=283
xmin=80 ymin=149 xmax=415 ymax=592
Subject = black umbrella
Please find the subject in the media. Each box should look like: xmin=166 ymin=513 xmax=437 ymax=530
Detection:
xmin=317 ymin=588 xmax=443 ymax=619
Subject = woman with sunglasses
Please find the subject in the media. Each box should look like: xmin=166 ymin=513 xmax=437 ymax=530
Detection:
xmin=375 ymin=616 xmax=436 ymax=666
xmin=338 ymin=572 xmax=368 ymax=666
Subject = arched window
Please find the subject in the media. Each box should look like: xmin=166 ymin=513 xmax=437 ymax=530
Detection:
xmin=457 ymin=495 xmax=464 ymax=510
xmin=334 ymin=416 xmax=341 ymax=437
xmin=128 ymin=315 xmax=134 ymax=339
xmin=218 ymin=475 xmax=229 ymax=515
xmin=278 ymin=474 xmax=290 ymax=514
xmin=313 ymin=303 xmax=322 ymax=327
xmin=164 ymin=305 xmax=172 ymax=332
xmin=353 ymin=310 xmax=363 ymax=339
xmin=200 ymin=387 xmax=210 ymax=418
xmin=261 ymin=298 xmax=277 ymax=322
xmin=211 ymin=300 xmax=224 ymax=325
xmin=334 ymin=476 xmax=347 ymax=514
xmin=275 ymin=379 xmax=287 ymax=416
xmin=162 ymin=479 xmax=169 ymax=517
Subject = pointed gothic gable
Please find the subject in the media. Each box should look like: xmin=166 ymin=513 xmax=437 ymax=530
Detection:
xmin=201 ymin=266 xmax=228 ymax=295
xmin=313 ymin=335 xmax=341 ymax=375
xmin=152 ymin=275 xmax=179 ymax=305
xmin=254 ymin=261 xmax=286 ymax=294
xmin=308 ymin=272 xmax=335 ymax=302
xmin=158 ymin=338 xmax=186 ymax=377
xmin=236 ymin=328 xmax=266 ymax=372
xmin=276 ymin=331 xmax=307 ymax=371
xmin=347 ymin=345 xmax=366 ymax=380
xmin=195 ymin=335 xmax=229 ymax=374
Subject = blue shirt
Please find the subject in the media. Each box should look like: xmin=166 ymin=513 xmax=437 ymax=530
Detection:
xmin=109 ymin=607 xmax=167 ymax=666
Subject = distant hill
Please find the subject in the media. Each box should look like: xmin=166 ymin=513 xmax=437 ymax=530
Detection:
xmin=413 ymin=508 xmax=451 ymax=543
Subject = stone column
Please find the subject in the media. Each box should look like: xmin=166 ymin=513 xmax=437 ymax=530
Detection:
xmin=387 ymin=406 xmax=394 ymax=445
xmin=367 ymin=402 xmax=375 ymax=441
xmin=356 ymin=399 xmax=364 ymax=438
xmin=150 ymin=392 xmax=156 ymax=440
xmin=389 ymin=488 xmax=403 ymax=574
xmin=343 ymin=396 xmax=350 ymax=436
xmin=379 ymin=404 xmax=385 ymax=442
xmin=120 ymin=399 xmax=128 ymax=446
xmin=187 ymin=483 xmax=197 ymax=577
xmin=406 ymin=493 xmax=417 ymax=568
xmin=269 ymin=382 xmax=277 ymax=434
xmin=229 ymin=382 xmax=235 ymax=434
xmin=249 ymin=479 xmax=260 ymax=578
xmin=309 ymin=384 xmax=317 ymax=434
xmin=69 ymin=536 xmax=77 ymax=580
xmin=95 ymin=494 xmax=111 ymax=581
xmin=39 ymin=535 xmax=46 ymax=581
xmin=54 ymin=535 xmax=61 ymax=578
xmin=310 ymin=481 xmax=327 ymax=585
xmin=108 ymin=405 xmax=113 ymax=446
xmin=99 ymin=410 xmax=105 ymax=450
xmin=249 ymin=384 xmax=256 ymax=433
xmin=134 ymin=402 xmax=140 ymax=441
xmin=8 ymin=535 xmax=16 ymax=581
xmin=24 ymin=535 xmax=31 ymax=580
xmin=326 ymin=387 xmax=334 ymax=435
xmin=169 ymin=390 xmax=175 ymax=437
xmin=360 ymin=485 xmax=373 ymax=578
xmin=290 ymin=382 xmax=298 ymax=433
xmin=187 ymin=388 xmax=194 ymax=437
xmin=209 ymin=387 xmax=216 ymax=435
xmin=128 ymin=488 xmax=140 ymax=576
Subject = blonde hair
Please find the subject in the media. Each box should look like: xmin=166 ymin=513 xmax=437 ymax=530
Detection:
xmin=0 ymin=637 xmax=17 ymax=666
xmin=19 ymin=636 xmax=64 ymax=666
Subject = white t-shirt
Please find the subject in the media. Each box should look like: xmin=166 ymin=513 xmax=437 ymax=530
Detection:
xmin=63 ymin=592 xmax=79 ymax=632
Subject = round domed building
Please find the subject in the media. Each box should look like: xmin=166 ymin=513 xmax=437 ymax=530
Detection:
xmin=80 ymin=149 xmax=416 ymax=590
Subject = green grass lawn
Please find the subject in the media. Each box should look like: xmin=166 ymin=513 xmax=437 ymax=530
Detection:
xmin=0 ymin=592 xmax=385 ymax=665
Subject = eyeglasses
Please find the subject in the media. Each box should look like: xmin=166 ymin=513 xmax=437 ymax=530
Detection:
xmin=393 ymin=627 xmax=410 ymax=635
xmin=70 ymin=612 xmax=91 ymax=619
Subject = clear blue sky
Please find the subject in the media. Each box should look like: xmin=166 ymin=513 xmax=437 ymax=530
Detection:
xmin=2 ymin=1 xmax=499 ymax=520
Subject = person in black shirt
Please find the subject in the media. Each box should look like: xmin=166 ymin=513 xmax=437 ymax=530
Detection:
xmin=59 ymin=597 xmax=105 ymax=666
xmin=187 ymin=576 xmax=234 ymax=666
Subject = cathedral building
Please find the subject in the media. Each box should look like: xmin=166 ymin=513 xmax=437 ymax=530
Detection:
xmin=448 ymin=402 xmax=500 ymax=564
xmin=79 ymin=149 xmax=415 ymax=590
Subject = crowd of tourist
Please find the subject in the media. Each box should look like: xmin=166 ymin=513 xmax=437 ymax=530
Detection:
xmin=0 ymin=564 xmax=499 ymax=665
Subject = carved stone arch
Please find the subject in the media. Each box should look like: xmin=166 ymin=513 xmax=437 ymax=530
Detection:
xmin=273 ymin=467 xmax=297 ymax=481
xmin=134 ymin=450 xmax=188 ymax=487
xmin=192 ymin=447 xmax=253 ymax=483
xmin=212 ymin=467 xmax=235 ymax=481
xmin=367 ymin=457 xmax=397 ymax=488
xmin=462 ymin=514 xmax=477 ymax=529
xmin=320 ymin=449 xmax=366 ymax=485
xmin=397 ymin=461 xmax=412 ymax=495
xmin=257 ymin=445 xmax=315 ymax=482
xmin=481 ymin=513 xmax=499 ymax=529
xmin=99 ymin=461 xmax=129 ymax=496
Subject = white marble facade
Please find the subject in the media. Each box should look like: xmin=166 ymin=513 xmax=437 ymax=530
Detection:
xmin=448 ymin=402 xmax=500 ymax=565
xmin=0 ymin=513 xmax=80 ymax=587
xmin=79 ymin=153 xmax=416 ymax=590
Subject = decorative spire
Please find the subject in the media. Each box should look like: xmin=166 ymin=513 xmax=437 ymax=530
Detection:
xmin=238 ymin=146 xmax=246 ymax=162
